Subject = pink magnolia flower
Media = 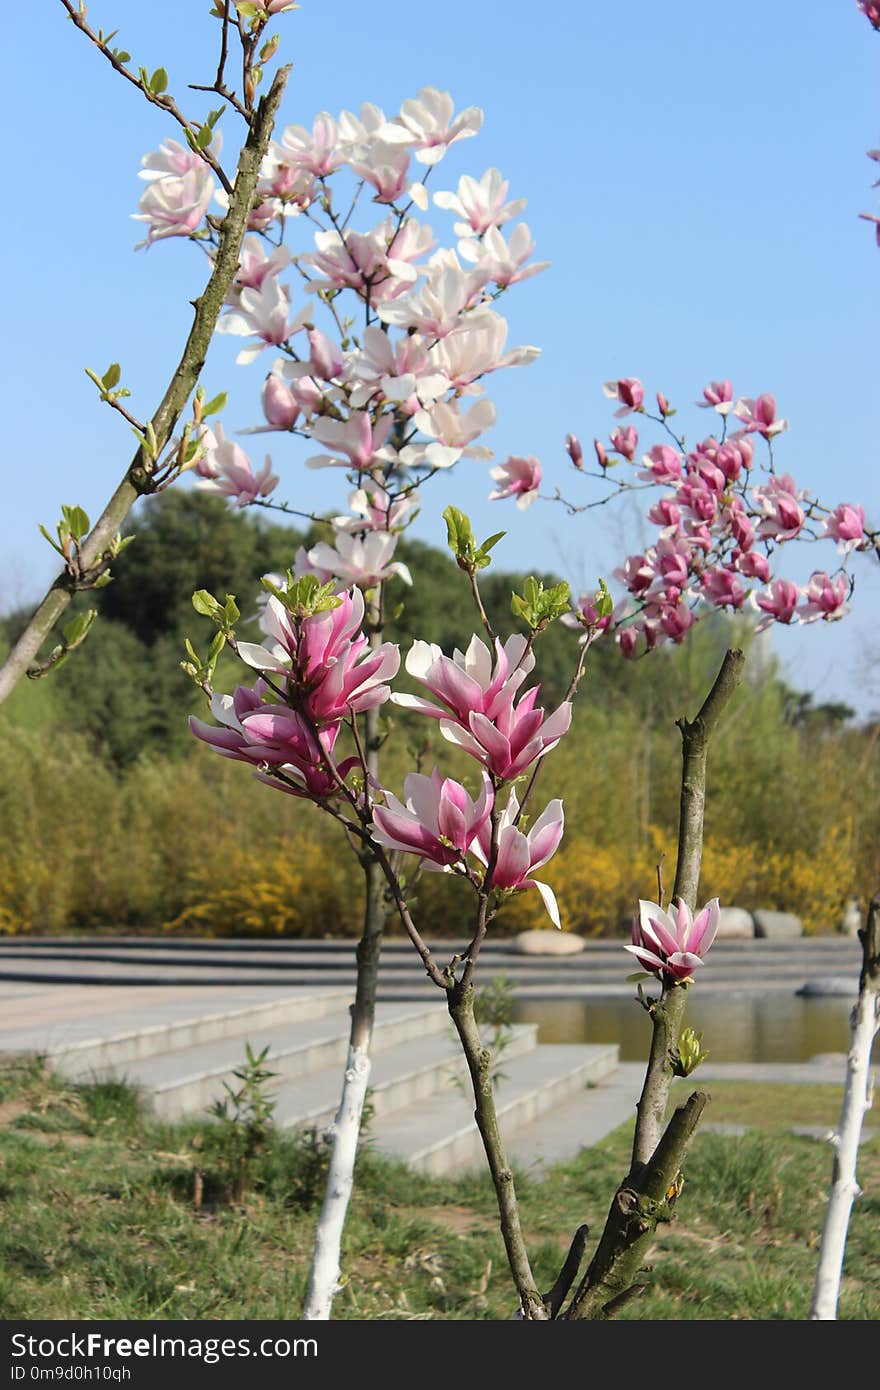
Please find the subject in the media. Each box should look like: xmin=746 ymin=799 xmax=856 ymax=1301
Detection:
xmin=394 ymin=632 xmax=534 ymax=726
xmin=306 ymin=530 xmax=413 ymax=588
xmin=472 ymin=788 xmax=564 ymax=928
xmin=700 ymin=566 xmax=746 ymax=609
xmin=415 ymin=398 xmax=497 ymax=464
xmin=647 ymin=497 xmax=682 ymax=529
xmin=440 ymin=685 xmax=572 ymax=781
xmin=305 ymin=412 xmax=394 ymax=470
xmin=566 ymin=434 xmax=584 ymax=469
xmin=434 ymin=167 xmax=526 ymax=236
xmin=603 ymin=378 xmax=644 ymax=417
xmin=488 ymin=455 xmax=542 ymax=509
xmin=734 ymin=548 xmax=771 ymax=582
xmin=716 ymin=436 xmax=754 ymax=481
xmin=238 ymin=585 xmax=401 ymax=724
xmin=133 ymin=164 xmax=215 ymax=248
xmin=194 ymin=424 xmax=278 ymax=506
xmin=371 ymin=769 xmax=492 ymax=870
xmin=216 ymin=277 xmax=310 ymax=364
xmin=609 ymin=425 xmax=638 ymax=460
xmin=303 ymin=221 xmax=427 ymax=301
xmin=697 ymin=380 xmax=734 ymax=415
xmin=379 ymin=87 xmax=483 ymax=166
xmin=616 ymin=553 xmax=654 ymax=596
xmin=306 ymin=328 xmax=344 ymax=381
xmin=138 ymin=135 xmax=221 ymax=182
xmin=376 ymin=251 xmax=489 ymax=337
xmin=752 ymin=473 xmax=806 ymax=542
xmin=260 ymin=373 xmax=300 ymax=430
xmin=858 ymin=0 xmax=880 ymax=29
xmin=425 ymin=311 xmax=540 ymax=391
xmin=274 ymin=114 xmax=344 ymax=178
xmin=799 ymin=571 xmax=850 ymax=623
xmin=190 ymin=686 xmax=357 ymax=800
xmin=236 ymin=0 xmax=299 ymax=14
xmin=822 ymin=503 xmax=866 ymax=554
xmin=654 ymin=597 xmax=697 ymax=643
xmin=638 ymin=444 xmax=682 ymax=484
xmin=560 ymin=591 xmax=614 ymax=637
xmin=349 ymin=140 xmax=413 ymax=203
xmin=346 ymin=326 xmax=445 ymax=412
xmin=733 ymin=393 xmax=788 ymax=438
xmin=617 ymin=626 xmax=641 ymax=659
xmin=258 ymin=154 xmax=316 ymax=211
xmin=245 ymin=194 xmax=285 ymax=230
xmin=332 ymin=486 xmax=419 ymax=534
xmin=625 ymin=897 xmax=720 ymax=983
xmin=677 ymin=478 xmax=719 ymax=526
xmin=593 ymin=438 xmax=608 ymax=468
xmin=234 ymin=236 xmax=291 ymax=291
xmin=458 ymin=223 xmax=550 ymax=288
xmin=752 ymin=578 xmax=801 ymax=629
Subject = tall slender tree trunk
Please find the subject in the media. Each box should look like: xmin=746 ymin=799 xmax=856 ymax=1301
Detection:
xmin=302 ymin=597 xmax=386 ymax=1320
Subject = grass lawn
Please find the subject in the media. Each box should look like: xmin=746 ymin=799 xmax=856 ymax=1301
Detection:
xmin=0 ymin=1058 xmax=876 ymax=1320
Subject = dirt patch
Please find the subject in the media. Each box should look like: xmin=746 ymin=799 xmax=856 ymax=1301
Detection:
xmin=393 ymin=1203 xmax=487 ymax=1235
xmin=0 ymin=1100 xmax=30 ymax=1127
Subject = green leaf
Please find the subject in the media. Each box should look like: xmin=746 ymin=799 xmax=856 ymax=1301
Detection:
xmin=62 ymin=505 xmax=91 ymax=541
xmin=102 ymin=362 xmax=121 ymax=390
xmin=113 ymin=49 xmax=131 ymax=63
xmin=223 ymin=594 xmax=240 ymax=625
xmin=202 ymin=391 xmax=227 ymax=418
xmin=625 ymin=971 xmax=653 ymax=984
xmin=150 ymin=67 xmax=168 ymax=94
xmin=196 ymin=125 xmax=213 ymax=150
xmin=191 ymin=589 xmax=223 ymax=619
xmin=39 ymin=524 xmax=66 ymax=557
xmin=62 ymin=609 xmax=97 ymax=647
xmin=479 ymin=530 xmax=506 ymax=554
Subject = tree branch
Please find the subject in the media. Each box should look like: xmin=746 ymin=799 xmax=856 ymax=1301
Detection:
xmin=447 ymin=981 xmax=549 ymax=1320
xmin=565 ymin=1091 xmax=709 ymax=1319
xmin=810 ymin=893 xmax=880 ymax=1318
xmin=58 ymin=0 xmax=234 ymax=193
xmin=0 ymin=63 xmax=291 ymax=704
xmin=630 ymin=648 xmax=745 ymax=1168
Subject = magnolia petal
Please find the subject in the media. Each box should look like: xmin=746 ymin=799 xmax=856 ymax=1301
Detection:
xmin=527 ymin=878 xmax=562 ymax=930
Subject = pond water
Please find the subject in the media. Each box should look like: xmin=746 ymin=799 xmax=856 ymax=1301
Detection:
xmin=512 ymin=993 xmax=860 ymax=1064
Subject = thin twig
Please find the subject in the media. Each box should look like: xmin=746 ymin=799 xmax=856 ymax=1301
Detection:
xmin=58 ymin=0 xmax=234 ymax=194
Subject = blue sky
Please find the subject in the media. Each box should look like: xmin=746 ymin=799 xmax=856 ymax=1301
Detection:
xmin=2 ymin=0 xmax=878 ymax=713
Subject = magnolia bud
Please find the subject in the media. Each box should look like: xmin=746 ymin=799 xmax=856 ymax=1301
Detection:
xmin=565 ymin=434 xmax=584 ymax=469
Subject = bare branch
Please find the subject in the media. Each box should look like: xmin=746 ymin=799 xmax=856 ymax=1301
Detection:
xmin=0 ymin=63 xmax=291 ymax=703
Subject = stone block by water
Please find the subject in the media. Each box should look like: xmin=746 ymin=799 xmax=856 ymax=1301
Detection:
xmin=838 ymin=897 xmax=862 ymax=936
xmin=716 ymin=907 xmax=755 ymax=939
xmin=753 ymin=909 xmax=803 ymax=939
xmin=513 ymin=930 xmax=586 ymax=956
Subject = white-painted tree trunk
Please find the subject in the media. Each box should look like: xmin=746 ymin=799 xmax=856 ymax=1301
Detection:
xmin=809 ymin=983 xmax=879 ymax=1319
xmin=302 ymin=1044 xmax=372 ymax=1320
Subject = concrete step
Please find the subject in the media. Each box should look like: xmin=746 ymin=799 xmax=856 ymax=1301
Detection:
xmin=371 ymin=1042 xmax=620 ymax=1176
xmin=0 ymin=936 xmax=860 ymax=1003
xmin=272 ymin=1023 xmax=540 ymax=1132
xmin=504 ymin=1062 xmax=645 ymax=1174
xmin=40 ymin=987 xmax=354 ymax=1078
xmin=91 ymin=1002 xmax=450 ymax=1120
